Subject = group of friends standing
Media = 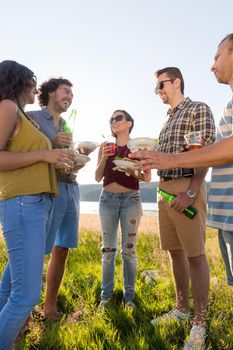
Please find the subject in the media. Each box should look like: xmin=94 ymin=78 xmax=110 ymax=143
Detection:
xmin=0 ymin=32 xmax=232 ymax=350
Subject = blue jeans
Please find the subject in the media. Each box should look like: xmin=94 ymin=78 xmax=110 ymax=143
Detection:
xmin=218 ymin=229 xmax=233 ymax=286
xmin=0 ymin=194 xmax=53 ymax=350
xmin=45 ymin=182 xmax=80 ymax=254
xmin=99 ymin=190 xmax=142 ymax=302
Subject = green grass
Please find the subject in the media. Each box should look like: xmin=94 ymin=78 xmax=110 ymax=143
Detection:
xmin=0 ymin=227 xmax=232 ymax=349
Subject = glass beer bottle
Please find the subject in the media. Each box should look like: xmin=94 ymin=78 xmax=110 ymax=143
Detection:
xmin=64 ymin=108 xmax=77 ymax=133
xmin=58 ymin=109 xmax=77 ymax=173
xmin=157 ymin=188 xmax=197 ymax=219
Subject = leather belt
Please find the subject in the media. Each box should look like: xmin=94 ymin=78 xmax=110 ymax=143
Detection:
xmin=160 ymin=174 xmax=193 ymax=182
xmin=160 ymin=177 xmax=173 ymax=182
xmin=57 ymin=175 xmax=77 ymax=184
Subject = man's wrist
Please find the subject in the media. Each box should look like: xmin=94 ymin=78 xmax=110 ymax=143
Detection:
xmin=186 ymin=189 xmax=198 ymax=198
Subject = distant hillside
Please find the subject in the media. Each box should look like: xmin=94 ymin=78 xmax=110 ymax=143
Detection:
xmin=79 ymin=182 xmax=158 ymax=203
xmin=79 ymin=181 xmax=211 ymax=203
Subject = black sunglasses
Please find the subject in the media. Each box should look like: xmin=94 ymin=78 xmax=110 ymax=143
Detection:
xmin=110 ymin=114 xmax=125 ymax=123
xmin=154 ymin=79 xmax=174 ymax=94
xmin=32 ymin=75 xmax=37 ymax=84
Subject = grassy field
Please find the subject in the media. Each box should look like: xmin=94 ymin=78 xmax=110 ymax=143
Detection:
xmin=0 ymin=215 xmax=232 ymax=349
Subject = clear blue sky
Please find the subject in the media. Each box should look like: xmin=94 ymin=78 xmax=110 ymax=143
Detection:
xmin=1 ymin=0 xmax=232 ymax=183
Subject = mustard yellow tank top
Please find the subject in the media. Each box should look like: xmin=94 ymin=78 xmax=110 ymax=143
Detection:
xmin=0 ymin=110 xmax=58 ymax=199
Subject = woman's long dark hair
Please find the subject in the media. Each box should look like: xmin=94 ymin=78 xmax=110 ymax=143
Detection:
xmin=0 ymin=60 xmax=34 ymax=102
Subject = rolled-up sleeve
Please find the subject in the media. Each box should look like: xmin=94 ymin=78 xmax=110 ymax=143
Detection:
xmin=193 ymin=103 xmax=216 ymax=145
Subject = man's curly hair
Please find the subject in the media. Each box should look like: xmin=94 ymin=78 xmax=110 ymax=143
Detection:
xmin=0 ymin=60 xmax=34 ymax=101
xmin=38 ymin=78 xmax=73 ymax=107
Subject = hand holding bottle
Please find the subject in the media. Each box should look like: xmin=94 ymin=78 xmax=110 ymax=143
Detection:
xmin=169 ymin=191 xmax=196 ymax=212
xmin=158 ymin=188 xmax=197 ymax=219
xmin=52 ymin=132 xmax=73 ymax=148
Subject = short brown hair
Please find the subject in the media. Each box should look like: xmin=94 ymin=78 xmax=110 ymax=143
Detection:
xmin=155 ymin=67 xmax=184 ymax=94
xmin=219 ymin=33 xmax=233 ymax=52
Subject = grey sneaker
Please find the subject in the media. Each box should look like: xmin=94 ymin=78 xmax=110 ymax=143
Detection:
xmin=125 ymin=301 xmax=136 ymax=310
xmin=151 ymin=308 xmax=190 ymax=326
xmin=183 ymin=325 xmax=206 ymax=350
xmin=98 ymin=298 xmax=110 ymax=309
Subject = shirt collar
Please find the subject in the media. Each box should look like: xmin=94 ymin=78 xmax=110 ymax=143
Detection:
xmin=41 ymin=107 xmax=53 ymax=120
xmin=42 ymin=108 xmax=65 ymax=126
xmin=167 ymin=97 xmax=191 ymax=116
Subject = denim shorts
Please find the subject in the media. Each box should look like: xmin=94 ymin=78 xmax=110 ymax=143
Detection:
xmin=45 ymin=181 xmax=80 ymax=254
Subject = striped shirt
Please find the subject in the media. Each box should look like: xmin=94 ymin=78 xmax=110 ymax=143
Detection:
xmin=207 ymin=96 xmax=233 ymax=230
xmin=158 ymin=97 xmax=216 ymax=178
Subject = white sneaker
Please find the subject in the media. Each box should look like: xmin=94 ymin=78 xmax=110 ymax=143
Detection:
xmin=151 ymin=308 xmax=190 ymax=326
xmin=125 ymin=301 xmax=136 ymax=310
xmin=98 ymin=298 xmax=110 ymax=309
xmin=183 ymin=325 xmax=206 ymax=350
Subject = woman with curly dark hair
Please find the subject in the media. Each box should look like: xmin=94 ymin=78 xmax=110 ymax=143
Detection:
xmin=0 ymin=60 xmax=74 ymax=349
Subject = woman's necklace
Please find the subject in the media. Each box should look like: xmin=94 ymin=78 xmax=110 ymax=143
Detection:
xmin=116 ymin=144 xmax=128 ymax=158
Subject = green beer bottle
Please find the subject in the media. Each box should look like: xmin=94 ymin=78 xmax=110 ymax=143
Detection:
xmin=63 ymin=108 xmax=77 ymax=133
xmin=157 ymin=188 xmax=197 ymax=219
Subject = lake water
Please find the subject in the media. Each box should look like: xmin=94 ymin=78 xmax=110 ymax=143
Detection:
xmin=80 ymin=201 xmax=156 ymax=215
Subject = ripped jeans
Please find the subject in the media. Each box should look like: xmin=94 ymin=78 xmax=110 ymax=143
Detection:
xmin=99 ymin=190 xmax=142 ymax=302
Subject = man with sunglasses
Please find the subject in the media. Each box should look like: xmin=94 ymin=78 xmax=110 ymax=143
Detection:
xmin=151 ymin=67 xmax=215 ymax=349
xmin=27 ymin=78 xmax=80 ymax=321
xmin=131 ymin=34 xmax=233 ymax=324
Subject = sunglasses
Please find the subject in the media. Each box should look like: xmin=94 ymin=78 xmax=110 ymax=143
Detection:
xmin=154 ymin=79 xmax=174 ymax=94
xmin=109 ymin=114 xmax=125 ymax=123
xmin=32 ymin=75 xmax=37 ymax=84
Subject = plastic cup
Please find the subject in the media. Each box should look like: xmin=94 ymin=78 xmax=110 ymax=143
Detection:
xmin=56 ymin=155 xmax=74 ymax=174
xmin=184 ymin=131 xmax=203 ymax=150
xmin=105 ymin=136 xmax=116 ymax=156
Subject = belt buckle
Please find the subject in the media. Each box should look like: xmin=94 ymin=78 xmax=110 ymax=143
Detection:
xmin=160 ymin=177 xmax=172 ymax=182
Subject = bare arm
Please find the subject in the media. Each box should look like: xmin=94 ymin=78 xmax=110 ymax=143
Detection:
xmin=188 ymin=168 xmax=208 ymax=192
xmin=171 ymin=136 xmax=233 ymax=168
xmin=95 ymin=143 xmax=108 ymax=182
xmin=129 ymin=136 xmax=233 ymax=171
xmin=0 ymin=100 xmax=73 ymax=171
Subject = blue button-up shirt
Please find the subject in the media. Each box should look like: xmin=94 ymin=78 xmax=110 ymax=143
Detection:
xmin=27 ymin=108 xmax=66 ymax=141
xmin=27 ymin=108 xmax=77 ymax=183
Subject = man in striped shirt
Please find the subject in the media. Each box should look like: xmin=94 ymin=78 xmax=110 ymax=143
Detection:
xmin=207 ymin=33 xmax=233 ymax=287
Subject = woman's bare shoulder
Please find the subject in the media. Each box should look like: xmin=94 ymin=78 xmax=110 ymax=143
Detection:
xmin=0 ymin=99 xmax=18 ymax=111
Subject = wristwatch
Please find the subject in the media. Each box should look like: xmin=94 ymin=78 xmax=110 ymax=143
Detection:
xmin=186 ymin=189 xmax=198 ymax=198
